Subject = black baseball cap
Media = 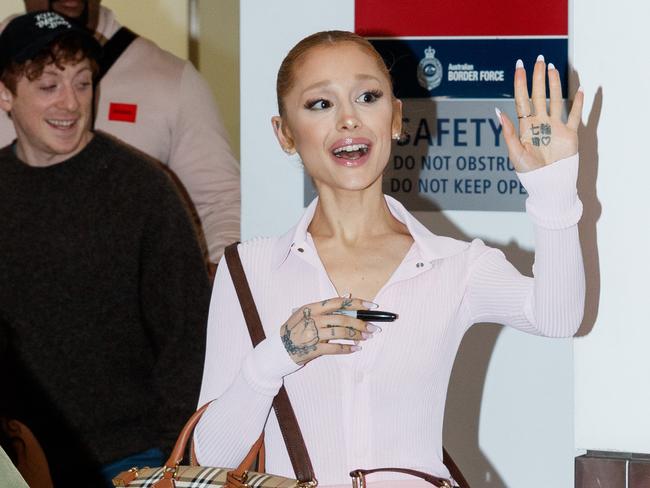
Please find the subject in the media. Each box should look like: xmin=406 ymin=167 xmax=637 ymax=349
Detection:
xmin=0 ymin=11 xmax=101 ymax=72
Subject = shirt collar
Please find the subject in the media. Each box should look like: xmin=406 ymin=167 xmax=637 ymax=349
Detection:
xmin=272 ymin=195 xmax=469 ymax=269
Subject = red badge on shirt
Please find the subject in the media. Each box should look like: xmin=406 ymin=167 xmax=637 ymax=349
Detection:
xmin=108 ymin=103 xmax=138 ymax=123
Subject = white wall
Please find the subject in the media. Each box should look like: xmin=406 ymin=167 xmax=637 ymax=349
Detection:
xmin=197 ymin=0 xmax=240 ymax=160
xmin=572 ymin=0 xmax=650 ymax=454
xmin=240 ymin=1 xmax=574 ymax=486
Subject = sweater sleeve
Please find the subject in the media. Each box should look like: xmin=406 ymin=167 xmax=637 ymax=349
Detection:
xmin=169 ymin=62 xmax=241 ymax=263
xmin=138 ymin=171 xmax=212 ymax=452
xmin=464 ymin=153 xmax=585 ymax=337
xmin=194 ymin=252 xmax=300 ymax=466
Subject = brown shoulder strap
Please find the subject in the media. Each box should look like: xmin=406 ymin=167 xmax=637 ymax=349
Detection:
xmin=443 ymin=447 xmax=470 ymax=488
xmin=224 ymin=243 xmax=316 ymax=484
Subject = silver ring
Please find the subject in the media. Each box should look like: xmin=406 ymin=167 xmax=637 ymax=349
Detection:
xmin=517 ymin=113 xmax=534 ymax=119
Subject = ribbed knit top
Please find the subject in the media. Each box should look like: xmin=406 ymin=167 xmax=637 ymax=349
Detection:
xmin=194 ymin=154 xmax=585 ymax=487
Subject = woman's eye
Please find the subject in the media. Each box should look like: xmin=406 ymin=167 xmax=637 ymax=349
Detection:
xmin=356 ymin=90 xmax=383 ymax=104
xmin=305 ymin=99 xmax=331 ymax=111
xmin=39 ymin=85 xmax=56 ymax=92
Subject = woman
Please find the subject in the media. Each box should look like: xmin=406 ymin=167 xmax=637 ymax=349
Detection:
xmin=194 ymin=31 xmax=585 ymax=487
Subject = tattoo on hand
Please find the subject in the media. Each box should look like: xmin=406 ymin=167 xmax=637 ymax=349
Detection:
xmin=281 ymin=307 xmax=319 ymax=357
xmin=347 ymin=327 xmax=356 ymax=338
xmin=340 ymin=298 xmax=353 ymax=309
xmin=531 ymin=123 xmax=552 ymax=147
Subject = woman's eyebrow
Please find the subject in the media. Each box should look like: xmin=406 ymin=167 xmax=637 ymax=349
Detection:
xmin=302 ymin=79 xmax=332 ymax=93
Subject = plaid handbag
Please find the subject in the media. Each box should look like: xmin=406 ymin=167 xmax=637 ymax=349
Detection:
xmin=111 ymin=403 xmax=312 ymax=487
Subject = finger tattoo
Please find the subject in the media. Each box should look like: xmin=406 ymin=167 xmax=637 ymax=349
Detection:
xmin=340 ymin=298 xmax=353 ymax=309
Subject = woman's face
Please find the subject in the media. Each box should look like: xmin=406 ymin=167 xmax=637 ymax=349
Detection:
xmin=273 ymin=42 xmax=401 ymax=194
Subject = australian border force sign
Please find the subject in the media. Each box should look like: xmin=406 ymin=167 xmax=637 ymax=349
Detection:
xmin=346 ymin=1 xmax=570 ymax=212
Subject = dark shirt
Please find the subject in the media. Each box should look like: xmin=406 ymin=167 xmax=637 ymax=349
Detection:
xmin=0 ymin=132 xmax=211 ymax=485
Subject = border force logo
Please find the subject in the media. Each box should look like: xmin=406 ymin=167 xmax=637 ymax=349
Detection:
xmin=417 ymin=46 xmax=443 ymax=91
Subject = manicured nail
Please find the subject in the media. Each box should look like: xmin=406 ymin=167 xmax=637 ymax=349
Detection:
xmin=366 ymin=324 xmax=382 ymax=333
xmin=361 ymin=332 xmax=373 ymax=340
xmin=341 ymin=292 xmax=351 ymax=298
xmin=515 ymin=59 xmax=524 ymax=69
xmin=363 ymin=300 xmax=379 ymax=309
xmin=548 ymin=62 xmax=555 ymax=71
xmin=351 ymin=346 xmax=362 ymax=352
xmin=577 ymin=85 xmax=584 ymax=93
xmin=494 ymin=107 xmax=502 ymax=125
xmin=536 ymin=54 xmax=545 ymax=63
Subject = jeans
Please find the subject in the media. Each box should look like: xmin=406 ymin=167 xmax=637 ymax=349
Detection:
xmin=100 ymin=447 xmax=165 ymax=487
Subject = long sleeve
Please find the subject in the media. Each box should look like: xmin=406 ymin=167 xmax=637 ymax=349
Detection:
xmin=194 ymin=253 xmax=300 ymax=466
xmin=170 ymin=63 xmax=241 ymax=262
xmin=139 ymin=171 xmax=212 ymax=451
xmin=464 ymin=153 xmax=585 ymax=336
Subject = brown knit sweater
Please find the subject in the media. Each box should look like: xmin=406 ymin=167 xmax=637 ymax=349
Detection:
xmin=0 ymin=132 xmax=211 ymax=486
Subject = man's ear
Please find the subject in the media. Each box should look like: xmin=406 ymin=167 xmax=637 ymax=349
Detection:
xmin=0 ymin=81 xmax=13 ymax=114
xmin=271 ymin=116 xmax=296 ymax=154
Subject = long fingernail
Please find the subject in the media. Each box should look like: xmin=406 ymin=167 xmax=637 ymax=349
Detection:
xmin=341 ymin=292 xmax=351 ymax=298
xmin=366 ymin=324 xmax=382 ymax=333
xmin=494 ymin=107 xmax=502 ymax=125
xmin=577 ymin=85 xmax=584 ymax=93
xmin=361 ymin=332 xmax=373 ymax=340
xmin=536 ymin=54 xmax=545 ymax=63
xmin=363 ymin=300 xmax=379 ymax=309
xmin=515 ymin=59 xmax=524 ymax=69
xmin=547 ymin=62 xmax=555 ymax=71
xmin=351 ymin=346 xmax=362 ymax=352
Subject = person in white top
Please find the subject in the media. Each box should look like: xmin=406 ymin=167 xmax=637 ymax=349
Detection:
xmin=194 ymin=31 xmax=585 ymax=487
xmin=0 ymin=0 xmax=241 ymax=263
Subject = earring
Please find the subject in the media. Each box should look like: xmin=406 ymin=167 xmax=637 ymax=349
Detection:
xmin=392 ymin=132 xmax=400 ymax=141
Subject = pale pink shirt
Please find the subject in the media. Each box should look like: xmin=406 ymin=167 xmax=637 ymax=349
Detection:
xmin=195 ymin=155 xmax=585 ymax=487
xmin=0 ymin=7 xmax=240 ymax=261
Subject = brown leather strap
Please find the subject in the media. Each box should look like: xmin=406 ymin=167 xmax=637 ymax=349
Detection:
xmin=350 ymin=467 xmax=455 ymax=487
xmin=224 ymin=243 xmax=316 ymax=484
xmin=443 ymin=447 xmax=470 ymax=488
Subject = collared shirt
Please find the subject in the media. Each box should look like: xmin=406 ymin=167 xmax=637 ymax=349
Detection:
xmin=195 ymin=155 xmax=584 ymax=487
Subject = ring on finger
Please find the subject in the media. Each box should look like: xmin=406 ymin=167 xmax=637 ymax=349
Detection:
xmin=517 ymin=113 xmax=534 ymax=119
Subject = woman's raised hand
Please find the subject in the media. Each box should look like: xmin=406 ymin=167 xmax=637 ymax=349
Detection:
xmin=280 ymin=296 xmax=379 ymax=365
xmin=498 ymin=55 xmax=584 ymax=173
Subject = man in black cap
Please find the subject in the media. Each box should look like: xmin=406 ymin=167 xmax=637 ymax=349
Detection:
xmin=1 ymin=0 xmax=241 ymax=266
xmin=0 ymin=12 xmax=211 ymax=486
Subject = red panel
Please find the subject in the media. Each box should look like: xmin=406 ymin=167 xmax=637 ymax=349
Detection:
xmin=108 ymin=103 xmax=138 ymax=123
xmin=355 ymin=0 xmax=568 ymax=37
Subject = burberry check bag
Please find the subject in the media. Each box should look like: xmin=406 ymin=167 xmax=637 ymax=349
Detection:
xmin=112 ymin=403 xmax=317 ymax=488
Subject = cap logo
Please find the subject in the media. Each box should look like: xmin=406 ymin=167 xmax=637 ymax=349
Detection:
xmin=34 ymin=12 xmax=71 ymax=30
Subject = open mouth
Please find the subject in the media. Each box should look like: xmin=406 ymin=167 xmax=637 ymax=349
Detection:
xmin=332 ymin=143 xmax=369 ymax=160
xmin=46 ymin=119 xmax=77 ymax=130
